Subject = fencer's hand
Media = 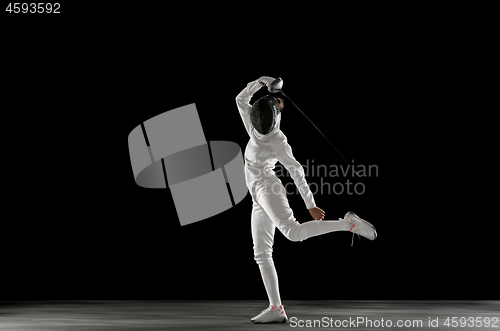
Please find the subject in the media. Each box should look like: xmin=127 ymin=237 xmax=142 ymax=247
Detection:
xmin=258 ymin=76 xmax=275 ymax=86
xmin=309 ymin=207 xmax=325 ymax=220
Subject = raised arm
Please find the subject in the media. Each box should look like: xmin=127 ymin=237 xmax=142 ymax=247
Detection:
xmin=235 ymin=76 xmax=275 ymax=135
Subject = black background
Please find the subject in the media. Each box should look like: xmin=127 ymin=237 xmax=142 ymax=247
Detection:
xmin=2 ymin=3 xmax=496 ymax=300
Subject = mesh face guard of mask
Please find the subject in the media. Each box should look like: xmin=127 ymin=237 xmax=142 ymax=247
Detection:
xmin=250 ymin=95 xmax=281 ymax=134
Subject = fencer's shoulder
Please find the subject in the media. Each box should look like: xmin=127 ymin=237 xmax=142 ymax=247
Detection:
xmin=276 ymin=130 xmax=288 ymax=142
xmin=272 ymin=131 xmax=290 ymax=148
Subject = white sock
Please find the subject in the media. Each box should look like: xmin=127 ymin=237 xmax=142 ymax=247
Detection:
xmin=259 ymin=262 xmax=281 ymax=308
xmin=303 ymin=219 xmax=352 ymax=239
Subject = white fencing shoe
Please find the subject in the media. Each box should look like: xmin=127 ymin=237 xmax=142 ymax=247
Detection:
xmin=251 ymin=304 xmax=288 ymax=324
xmin=344 ymin=211 xmax=377 ymax=245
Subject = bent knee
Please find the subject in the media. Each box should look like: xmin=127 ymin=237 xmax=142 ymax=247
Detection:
xmin=254 ymin=250 xmax=273 ymax=267
xmin=282 ymin=224 xmax=307 ymax=242
xmin=285 ymin=232 xmax=303 ymax=242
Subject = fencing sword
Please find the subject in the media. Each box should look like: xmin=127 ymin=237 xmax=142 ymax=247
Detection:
xmin=267 ymin=77 xmax=358 ymax=175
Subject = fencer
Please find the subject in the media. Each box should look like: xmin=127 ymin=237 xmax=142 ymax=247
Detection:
xmin=235 ymin=76 xmax=377 ymax=324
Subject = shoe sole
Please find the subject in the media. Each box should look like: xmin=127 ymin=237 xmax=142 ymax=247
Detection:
xmin=253 ymin=317 xmax=287 ymax=324
xmin=346 ymin=211 xmax=377 ymax=240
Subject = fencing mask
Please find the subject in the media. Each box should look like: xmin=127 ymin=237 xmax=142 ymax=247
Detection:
xmin=250 ymin=95 xmax=281 ymax=135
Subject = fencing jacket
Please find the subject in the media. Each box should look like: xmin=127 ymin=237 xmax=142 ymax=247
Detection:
xmin=236 ymin=77 xmax=316 ymax=210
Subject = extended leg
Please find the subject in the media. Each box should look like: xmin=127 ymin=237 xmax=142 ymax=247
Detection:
xmin=301 ymin=219 xmax=352 ymax=238
xmin=254 ymin=177 xmax=353 ymax=242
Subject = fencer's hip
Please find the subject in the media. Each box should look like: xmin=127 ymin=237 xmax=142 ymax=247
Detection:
xmin=249 ymin=175 xmax=285 ymax=202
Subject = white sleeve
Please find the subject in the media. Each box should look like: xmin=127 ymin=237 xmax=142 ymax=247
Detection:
xmin=275 ymin=140 xmax=316 ymax=210
xmin=235 ymin=77 xmax=275 ymax=136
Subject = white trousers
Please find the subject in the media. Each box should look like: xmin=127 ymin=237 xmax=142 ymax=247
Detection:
xmin=250 ymin=175 xmax=351 ymax=307
xmin=251 ymin=176 xmax=308 ymax=267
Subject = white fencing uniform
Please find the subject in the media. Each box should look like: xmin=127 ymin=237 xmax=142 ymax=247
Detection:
xmin=236 ymin=77 xmax=352 ymax=308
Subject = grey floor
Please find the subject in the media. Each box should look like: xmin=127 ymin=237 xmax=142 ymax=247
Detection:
xmin=0 ymin=300 xmax=498 ymax=330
